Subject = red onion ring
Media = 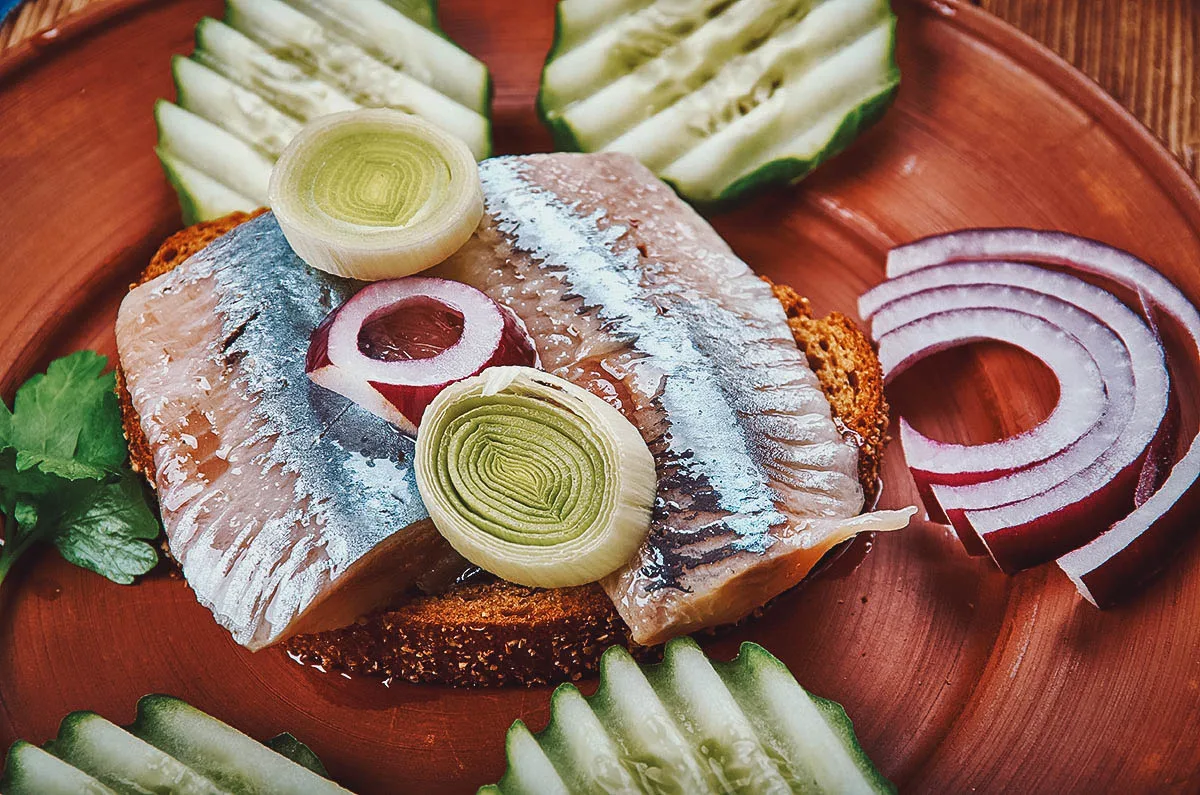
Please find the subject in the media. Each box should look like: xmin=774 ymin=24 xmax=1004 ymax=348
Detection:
xmin=862 ymin=265 xmax=1169 ymax=571
xmin=307 ymin=277 xmax=538 ymax=433
xmin=877 ymin=307 xmax=1107 ymax=485
xmin=886 ymin=229 xmax=1197 ymax=606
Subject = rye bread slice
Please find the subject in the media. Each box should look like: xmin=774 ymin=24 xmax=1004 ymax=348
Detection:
xmin=118 ymin=213 xmax=890 ymax=686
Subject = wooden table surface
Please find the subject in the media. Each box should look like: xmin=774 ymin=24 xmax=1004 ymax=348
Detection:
xmin=1 ymin=0 xmax=1197 ymax=183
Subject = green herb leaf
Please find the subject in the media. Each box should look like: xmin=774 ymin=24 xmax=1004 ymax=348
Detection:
xmin=0 ymin=448 xmax=62 ymax=503
xmin=0 ymin=398 xmax=11 ymax=447
xmin=9 ymin=351 xmax=127 ymax=481
xmin=0 ymin=351 xmax=160 ymax=591
xmin=3 ymin=499 xmax=45 ymax=553
xmin=51 ymin=473 xmax=160 ymax=585
xmin=0 ymin=499 xmax=50 ymax=587
xmin=12 ymin=501 xmax=38 ymax=531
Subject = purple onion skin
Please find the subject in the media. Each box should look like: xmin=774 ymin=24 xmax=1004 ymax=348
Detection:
xmin=971 ymin=462 xmax=1142 ymax=574
xmin=1135 ymin=392 xmax=1179 ymax=507
xmin=1078 ymin=482 xmax=1200 ymax=608
xmin=306 ymin=311 xmax=336 ymax=372
xmin=308 ymin=298 xmax=537 ymax=430
xmin=940 ymin=509 xmax=986 ymax=557
xmin=1075 ymin=398 xmax=1190 ymax=608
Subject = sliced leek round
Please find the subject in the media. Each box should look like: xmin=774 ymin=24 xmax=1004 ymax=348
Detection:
xmin=415 ymin=366 xmax=655 ymax=588
xmin=269 ymin=108 xmax=483 ymax=280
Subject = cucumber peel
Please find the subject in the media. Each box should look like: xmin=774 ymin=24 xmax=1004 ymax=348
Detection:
xmin=266 ymin=733 xmax=330 ymax=778
xmin=538 ymin=0 xmax=900 ymax=206
xmin=483 ymin=637 xmax=895 ymax=794
xmin=0 ymin=695 xmax=349 ymax=795
xmin=0 ymin=742 xmax=118 ymax=795
xmin=157 ymin=149 xmax=258 ymax=226
xmin=380 ymin=0 xmax=438 ymax=31
xmin=157 ymin=0 xmax=493 ymax=223
xmin=155 ymin=99 xmax=275 ymax=204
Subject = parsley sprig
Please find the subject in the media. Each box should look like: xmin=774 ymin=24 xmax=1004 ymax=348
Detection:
xmin=0 ymin=351 xmax=160 ymax=589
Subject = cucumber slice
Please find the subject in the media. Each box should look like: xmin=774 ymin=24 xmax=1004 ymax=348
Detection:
xmin=283 ymin=0 xmax=489 ymax=113
xmin=158 ymin=150 xmax=259 ymax=226
xmin=720 ymin=643 xmax=894 ymax=794
xmin=482 ymin=638 xmax=894 ymax=794
xmin=378 ymin=0 xmax=437 ymax=30
xmin=566 ymin=0 xmax=883 ymax=155
xmin=550 ymin=0 xmax=655 ymax=56
xmin=584 ymin=646 xmax=715 ymax=792
xmin=651 ymin=640 xmax=792 ymax=793
xmin=549 ymin=0 xmax=791 ymax=150
xmin=599 ymin=0 xmax=881 ymax=170
xmin=0 ymin=698 xmax=343 ymax=795
xmin=539 ymin=0 xmax=735 ymax=113
xmin=130 ymin=695 xmax=348 ymax=794
xmin=155 ymin=100 xmax=274 ymax=204
xmin=538 ymin=0 xmax=900 ymax=205
xmin=173 ymin=55 xmax=302 ymax=158
xmin=492 ymin=722 xmax=571 ymax=795
xmin=223 ymin=0 xmax=490 ymax=159
xmin=0 ymin=742 xmax=117 ymax=795
xmin=194 ymin=18 xmax=360 ymax=121
xmin=660 ymin=18 xmax=896 ymax=202
xmin=534 ymin=685 xmax=641 ymax=793
xmin=47 ymin=712 xmax=228 ymax=795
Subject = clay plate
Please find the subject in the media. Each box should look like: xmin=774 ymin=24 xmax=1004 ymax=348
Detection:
xmin=1 ymin=0 xmax=1199 ymax=792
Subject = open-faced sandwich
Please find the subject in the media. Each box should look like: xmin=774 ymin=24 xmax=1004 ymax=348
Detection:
xmin=113 ymin=109 xmax=914 ymax=685
xmin=8 ymin=1 xmax=1200 ymax=792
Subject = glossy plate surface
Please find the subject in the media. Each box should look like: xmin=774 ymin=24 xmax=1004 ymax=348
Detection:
xmin=1 ymin=1 xmax=1198 ymax=792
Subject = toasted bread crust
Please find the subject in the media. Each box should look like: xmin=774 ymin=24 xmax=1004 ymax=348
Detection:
xmin=118 ymin=213 xmax=891 ymax=686
xmin=768 ymin=281 xmax=889 ymax=505
xmin=289 ymin=582 xmax=650 ymax=686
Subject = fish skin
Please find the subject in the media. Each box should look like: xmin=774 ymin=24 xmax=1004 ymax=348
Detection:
xmin=432 ymin=152 xmax=914 ymax=645
xmin=115 ymin=214 xmax=448 ymax=650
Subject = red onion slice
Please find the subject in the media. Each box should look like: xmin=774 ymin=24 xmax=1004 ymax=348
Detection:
xmin=862 ymin=265 xmax=1169 ymax=570
xmin=888 ymin=229 xmax=1198 ymax=606
xmin=879 ymin=285 xmax=1133 ymax=561
xmin=307 ymin=277 xmax=538 ymax=433
xmin=877 ymin=307 xmax=1107 ymax=485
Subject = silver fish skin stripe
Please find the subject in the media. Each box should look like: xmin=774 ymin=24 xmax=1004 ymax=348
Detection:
xmin=208 ymin=216 xmax=426 ymax=560
xmin=477 ymin=157 xmax=863 ymax=566
xmin=138 ymin=214 xmax=429 ymax=648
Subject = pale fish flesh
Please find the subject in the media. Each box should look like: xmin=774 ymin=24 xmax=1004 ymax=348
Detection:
xmin=432 ymin=153 xmax=915 ymax=645
xmin=115 ymin=216 xmax=458 ymax=650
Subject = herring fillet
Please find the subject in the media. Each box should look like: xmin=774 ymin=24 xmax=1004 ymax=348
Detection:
xmin=115 ymin=216 xmax=450 ymax=650
xmin=433 ymin=152 xmax=914 ymax=645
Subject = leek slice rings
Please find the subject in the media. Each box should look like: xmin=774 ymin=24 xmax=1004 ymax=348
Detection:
xmin=415 ymin=367 xmax=656 ymax=588
xmin=269 ymin=109 xmax=483 ymax=281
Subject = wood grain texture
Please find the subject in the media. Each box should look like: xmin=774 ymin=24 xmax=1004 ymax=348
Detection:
xmin=979 ymin=0 xmax=1199 ymax=181
xmin=7 ymin=0 xmax=1193 ymax=183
